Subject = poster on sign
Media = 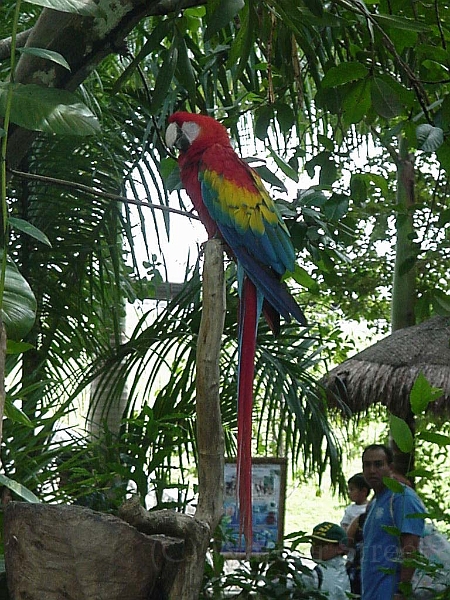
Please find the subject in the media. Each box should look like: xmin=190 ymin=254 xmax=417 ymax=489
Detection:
xmin=221 ymin=457 xmax=287 ymax=555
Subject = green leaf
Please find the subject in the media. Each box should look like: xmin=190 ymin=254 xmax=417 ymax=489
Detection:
xmin=383 ymin=476 xmax=405 ymax=493
xmin=290 ymin=265 xmax=316 ymax=289
xmin=24 ymin=0 xmax=104 ymax=17
xmin=350 ymin=173 xmax=368 ymax=204
xmin=254 ymin=105 xmax=273 ymax=140
xmin=410 ymin=372 xmax=443 ymax=414
xmin=1 ymin=254 xmax=37 ymax=340
xmin=175 ymin=36 xmax=196 ymax=102
xmin=373 ymin=14 xmax=429 ymax=32
xmin=321 ymin=62 xmax=368 ymax=88
xmin=417 ymin=431 xmax=450 ymax=446
xmin=150 ymin=45 xmax=178 ymax=113
xmin=371 ymin=78 xmax=403 ymax=118
xmin=6 ymin=340 xmax=34 ymax=354
xmin=389 ymin=414 xmax=414 ymax=452
xmin=228 ymin=2 xmax=254 ymax=82
xmin=0 ymin=82 xmax=100 ymax=135
xmin=9 ymin=217 xmax=52 ymax=247
xmin=253 ymin=164 xmax=287 ymax=192
xmin=342 ymin=79 xmax=371 ymax=124
xmin=323 ymin=194 xmax=349 ymax=221
xmin=204 ymin=0 xmax=245 ymax=41
xmin=269 ymin=149 xmax=299 ymax=183
xmin=17 ymin=48 xmax=71 ymax=71
xmin=416 ymin=124 xmax=444 ymax=152
xmin=4 ymin=400 xmax=33 ymax=427
xmin=303 ymin=0 xmax=323 ymax=17
xmin=0 ymin=473 xmax=40 ymax=503
xmin=275 ymin=103 xmax=296 ymax=134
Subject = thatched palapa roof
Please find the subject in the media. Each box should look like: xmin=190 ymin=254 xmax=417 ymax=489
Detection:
xmin=321 ymin=316 xmax=450 ymax=417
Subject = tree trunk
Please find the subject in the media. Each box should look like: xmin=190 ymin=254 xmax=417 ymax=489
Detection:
xmin=390 ymin=135 xmax=416 ymax=479
xmin=391 ymin=136 xmax=416 ymax=332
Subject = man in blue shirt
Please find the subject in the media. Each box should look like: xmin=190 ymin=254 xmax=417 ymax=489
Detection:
xmin=361 ymin=444 xmax=425 ymax=600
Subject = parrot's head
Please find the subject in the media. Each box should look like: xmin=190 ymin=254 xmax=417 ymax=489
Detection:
xmin=165 ymin=112 xmax=231 ymax=154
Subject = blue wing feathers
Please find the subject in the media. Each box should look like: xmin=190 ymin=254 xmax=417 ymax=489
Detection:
xmin=198 ymin=157 xmax=306 ymax=326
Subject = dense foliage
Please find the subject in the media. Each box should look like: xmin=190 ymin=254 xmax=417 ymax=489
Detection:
xmin=0 ymin=0 xmax=449 ymax=537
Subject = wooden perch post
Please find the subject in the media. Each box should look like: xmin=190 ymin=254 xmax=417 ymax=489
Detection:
xmin=195 ymin=238 xmax=226 ymax=528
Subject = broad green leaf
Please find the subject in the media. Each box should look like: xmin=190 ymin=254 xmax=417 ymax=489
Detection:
xmin=4 ymin=400 xmax=33 ymax=427
xmin=159 ymin=157 xmax=178 ymax=180
xmin=297 ymin=188 xmax=328 ymax=207
xmin=275 ymin=103 xmax=296 ymax=134
xmin=204 ymin=0 xmax=245 ymax=41
xmin=9 ymin=217 xmax=52 ymax=247
xmin=390 ymin=414 xmax=414 ymax=453
xmin=290 ymin=265 xmax=316 ymax=289
xmin=17 ymin=48 xmax=71 ymax=71
xmin=350 ymin=173 xmax=368 ymax=204
xmin=371 ymin=78 xmax=403 ymax=118
xmin=254 ymin=105 xmax=273 ymax=140
xmin=0 ymin=473 xmax=40 ymax=503
xmin=228 ymin=1 xmax=254 ymax=82
xmin=303 ymin=0 xmax=323 ymax=17
xmin=417 ymin=431 xmax=450 ymax=446
xmin=150 ymin=46 xmax=178 ymax=113
xmin=323 ymin=195 xmax=349 ymax=221
xmin=24 ymin=0 xmax=104 ymax=17
xmin=342 ymin=80 xmax=371 ymax=124
xmin=433 ymin=292 xmax=450 ymax=312
xmin=436 ymin=139 xmax=450 ymax=174
xmin=0 ymin=82 xmax=100 ymax=135
xmin=374 ymin=14 xmax=429 ymax=32
xmin=269 ymin=149 xmax=299 ymax=183
xmin=383 ymin=476 xmax=405 ymax=493
xmin=1 ymin=254 xmax=37 ymax=340
xmin=321 ymin=62 xmax=368 ymax=88
xmin=6 ymin=340 xmax=34 ymax=354
xmin=416 ymin=124 xmax=444 ymax=152
xmin=175 ymin=36 xmax=196 ymax=102
xmin=410 ymin=372 xmax=443 ymax=414
xmin=253 ymin=164 xmax=287 ymax=192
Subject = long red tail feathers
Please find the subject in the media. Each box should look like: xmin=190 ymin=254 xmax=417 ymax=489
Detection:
xmin=237 ymin=277 xmax=258 ymax=554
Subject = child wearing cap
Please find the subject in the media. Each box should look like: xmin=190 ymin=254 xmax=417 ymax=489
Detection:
xmin=306 ymin=521 xmax=351 ymax=599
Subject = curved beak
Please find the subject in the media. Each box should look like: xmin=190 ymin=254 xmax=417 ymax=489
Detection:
xmin=165 ymin=122 xmax=190 ymax=152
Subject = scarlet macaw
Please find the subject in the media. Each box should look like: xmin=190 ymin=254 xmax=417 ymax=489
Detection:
xmin=165 ymin=112 xmax=306 ymax=551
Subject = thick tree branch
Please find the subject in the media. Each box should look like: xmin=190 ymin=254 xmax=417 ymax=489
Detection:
xmin=5 ymin=0 xmax=206 ymax=170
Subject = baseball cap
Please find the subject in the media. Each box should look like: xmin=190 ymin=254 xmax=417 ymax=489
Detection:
xmin=311 ymin=522 xmax=348 ymax=545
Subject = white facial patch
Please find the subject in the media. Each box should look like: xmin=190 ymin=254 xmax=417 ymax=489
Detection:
xmin=181 ymin=121 xmax=201 ymax=144
xmin=165 ymin=122 xmax=179 ymax=148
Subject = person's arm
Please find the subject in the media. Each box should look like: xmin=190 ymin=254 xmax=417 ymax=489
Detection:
xmin=393 ymin=533 xmax=420 ymax=600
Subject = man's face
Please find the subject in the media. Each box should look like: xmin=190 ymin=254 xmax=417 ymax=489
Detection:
xmin=362 ymin=448 xmax=391 ymax=494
